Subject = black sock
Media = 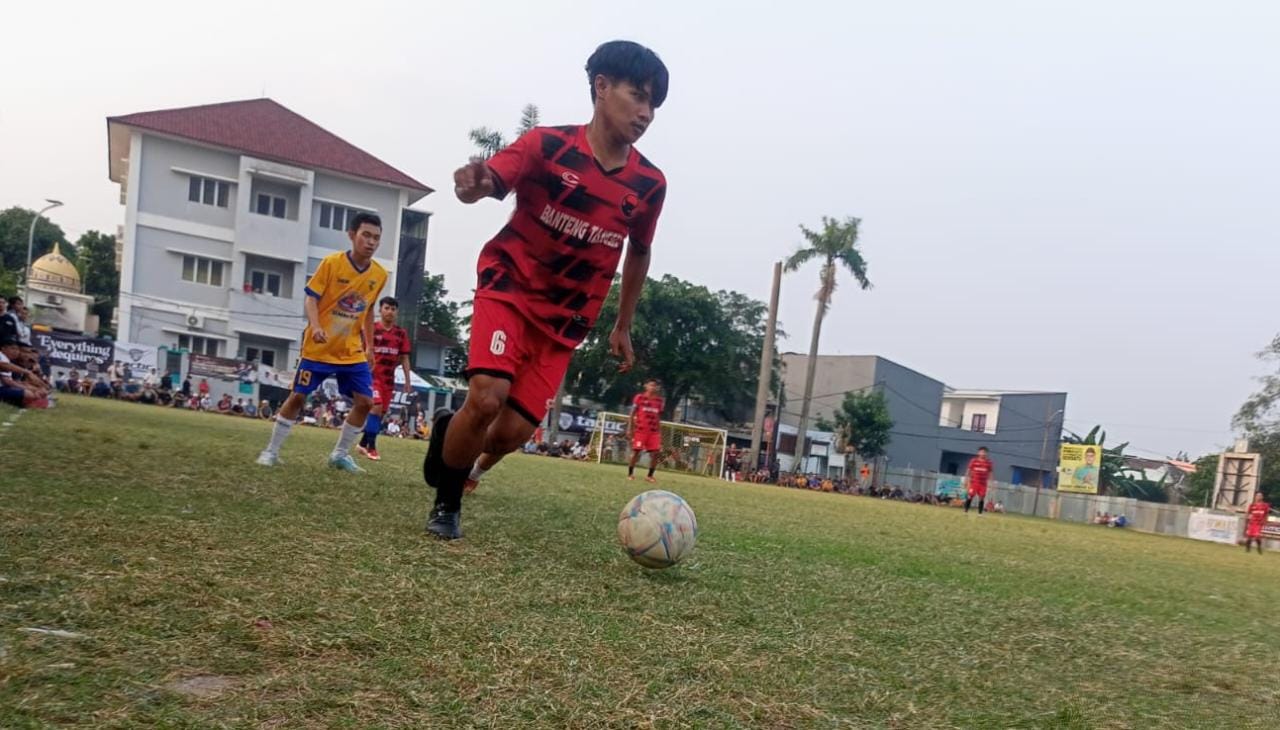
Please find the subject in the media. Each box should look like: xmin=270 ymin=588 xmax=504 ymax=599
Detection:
xmin=433 ymin=464 xmax=470 ymax=513
xmin=648 ymin=462 xmax=656 ymax=478
xmin=628 ymin=464 xmax=635 ymax=476
xmin=368 ymin=431 xmax=378 ymax=450
xmin=978 ymin=501 xmax=985 ymax=514
xmin=964 ymin=497 xmax=972 ymax=513
xmin=358 ymin=432 xmax=369 ymax=448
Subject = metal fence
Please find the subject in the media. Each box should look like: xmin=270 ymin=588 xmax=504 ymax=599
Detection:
xmin=880 ymin=466 xmax=1212 ymax=541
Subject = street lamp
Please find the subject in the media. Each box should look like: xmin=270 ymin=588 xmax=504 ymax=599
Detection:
xmin=1032 ymin=408 xmax=1066 ymax=517
xmin=24 ymin=199 xmax=64 ymax=293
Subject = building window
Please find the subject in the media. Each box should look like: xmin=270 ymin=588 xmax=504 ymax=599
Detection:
xmin=244 ymin=347 xmax=276 ymax=367
xmin=249 ymin=270 xmax=282 ymax=297
xmin=177 ymin=334 xmax=220 ymax=356
xmin=971 ymin=414 xmax=987 ymax=433
xmin=188 ymin=176 xmax=230 ymax=208
xmin=181 ymin=255 xmax=226 ymax=287
xmin=256 ymin=193 xmax=287 ymax=219
xmin=319 ymin=202 xmax=362 ymax=231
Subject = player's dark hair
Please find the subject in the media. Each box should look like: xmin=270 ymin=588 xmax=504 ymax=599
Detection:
xmin=7 ymin=296 xmax=21 ymax=308
xmin=586 ymin=40 xmax=669 ymax=108
xmin=379 ymin=296 xmax=399 ymax=309
xmin=978 ymin=446 xmax=988 ymax=453
xmin=348 ymin=211 xmax=382 ymax=233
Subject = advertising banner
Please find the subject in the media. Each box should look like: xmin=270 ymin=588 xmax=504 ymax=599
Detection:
xmin=1187 ymin=510 xmax=1242 ymax=545
xmin=189 ymin=354 xmax=256 ymax=382
xmin=31 ymin=331 xmax=114 ymax=371
xmin=112 ymin=341 xmax=158 ymax=371
xmin=1059 ymin=443 xmax=1102 ymax=494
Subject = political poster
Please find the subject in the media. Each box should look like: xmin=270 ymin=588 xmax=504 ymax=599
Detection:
xmin=31 ymin=331 xmax=114 ymax=371
xmin=1058 ymin=443 xmax=1102 ymax=494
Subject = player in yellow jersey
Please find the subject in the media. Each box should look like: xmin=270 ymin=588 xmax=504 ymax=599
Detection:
xmin=256 ymin=212 xmax=386 ymax=472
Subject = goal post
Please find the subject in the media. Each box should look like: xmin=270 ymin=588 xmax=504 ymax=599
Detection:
xmin=589 ymin=411 xmax=727 ymax=478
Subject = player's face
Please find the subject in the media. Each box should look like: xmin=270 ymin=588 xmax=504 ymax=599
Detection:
xmin=645 ymin=381 xmax=659 ymax=395
xmin=598 ymin=77 xmax=655 ymax=144
xmin=349 ymin=224 xmax=382 ymax=259
xmin=380 ymin=303 xmax=398 ymax=323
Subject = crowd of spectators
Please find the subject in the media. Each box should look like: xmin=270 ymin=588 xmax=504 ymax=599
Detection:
xmin=0 ymin=297 xmax=53 ymax=409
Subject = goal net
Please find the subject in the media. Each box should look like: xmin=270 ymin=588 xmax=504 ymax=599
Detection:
xmin=588 ymin=411 xmax=728 ymax=478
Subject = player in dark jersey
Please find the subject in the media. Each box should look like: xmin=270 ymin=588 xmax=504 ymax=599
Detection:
xmin=357 ymin=296 xmax=412 ymax=461
xmin=964 ymin=447 xmax=994 ymax=514
xmin=422 ymin=40 xmax=669 ymax=539
xmin=627 ymin=379 xmax=664 ymax=482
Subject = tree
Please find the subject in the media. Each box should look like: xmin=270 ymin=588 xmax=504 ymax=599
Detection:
xmin=565 ymin=275 xmax=780 ymax=422
xmin=416 ymin=271 xmax=468 ymax=377
xmin=468 ymin=104 xmax=540 ymax=159
xmin=832 ymin=390 xmax=894 ymax=464
xmin=0 ymin=206 xmax=70 ymax=296
xmin=783 ymin=216 xmax=870 ymax=463
xmin=1234 ymin=334 xmax=1280 ymax=435
xmin=74 ymin=230 xmax=118 ymax=336
xmin=1181 ymin=454 xmax=1220 ymax=507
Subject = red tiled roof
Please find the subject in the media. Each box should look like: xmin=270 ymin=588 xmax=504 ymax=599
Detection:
xmin=108 ymin=98 xmax=431 ymax=193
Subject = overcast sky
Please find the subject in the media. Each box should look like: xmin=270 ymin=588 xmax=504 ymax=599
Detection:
xmin=3 ymin=0 xmax=1277 ymax=458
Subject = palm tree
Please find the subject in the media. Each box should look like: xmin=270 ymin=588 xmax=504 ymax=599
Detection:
xmin=468 ymin=104 xmax=540 ymax=159
xmin=783 ymin=216 xmax=871 ymax=467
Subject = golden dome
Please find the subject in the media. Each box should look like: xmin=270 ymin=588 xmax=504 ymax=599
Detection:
xmin=31 ymin=242 xmax=82 ymax=294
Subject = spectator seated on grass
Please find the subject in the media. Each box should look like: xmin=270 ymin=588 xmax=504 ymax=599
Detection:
xmin=244 ymin=400 xmax=257 ymax=418
xmin=258 ymin=400 xmax=273 ymax=420
xmin=138 ymin=386 xmax=158 ymax=405
xmin=522 ymin=439 xmax=539 ymax=454
xmin=386 ymin=418 xmax=401 ymax=437
xmin=90 ymin=376 xmax=113 ymax=398
xmin=1094 ymin=511 xmax=1111 ymax=525
xmin=216 ymin=394 xmax=232 ymax=414
xmin=232 ymin=398 xmax=245 ymax=415
xmin=0 ymin=336 xmax=51 ymax=408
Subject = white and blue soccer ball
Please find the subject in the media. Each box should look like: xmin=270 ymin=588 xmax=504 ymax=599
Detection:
xmin=617 ymin=490 xmax=698 ymax=569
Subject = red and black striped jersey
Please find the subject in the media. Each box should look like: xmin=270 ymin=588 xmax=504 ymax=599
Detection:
xmin=479 ymin=125 xmax=667 ymax=347
xmin=371 ymin=321 xmax=410 ymax=381
xmin=632 ymin=394 xmax=664 ymax=435
xmin=967 ymin=456 xmax=993 ymax=488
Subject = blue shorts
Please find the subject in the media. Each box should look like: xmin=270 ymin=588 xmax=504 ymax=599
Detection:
xmin=292 ymin=359 xmax=373 ymax=398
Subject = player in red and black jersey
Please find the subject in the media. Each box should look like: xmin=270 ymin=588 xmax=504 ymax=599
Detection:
xmin=965 ymin=447 xmax=994 ymax=514
xmin=423 ymin=40 xmax=670 ymax=539
xmin=358 ymin=296 xmax=411 ymax=461
xmin=627 ymin=379 xmax=664 ymax=483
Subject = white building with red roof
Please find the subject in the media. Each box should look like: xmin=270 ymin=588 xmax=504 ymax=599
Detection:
xmin=106 ymin=98 xmax=432 ymax=370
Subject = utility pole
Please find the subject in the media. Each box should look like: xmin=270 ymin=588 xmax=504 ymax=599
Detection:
xmin=1032 ymin=405 xmax=1064 ymax=517
xmin=747 ymin=262 xmax=782 ymax=472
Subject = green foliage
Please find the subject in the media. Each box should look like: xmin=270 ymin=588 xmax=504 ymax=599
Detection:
xmin=565 ymin=275 xmax=781 ymax=421
xmin=1234 ymin=334 xmax=1280 ymax=435
xmin=783 ymin=215 xmax=871 ymax=310
xmin=1182 ymin=454 xmax=1219 ymax=507
xmin=469 ymin=104 xmax=540 ymax=159
xmin=0 ymin=206 xmax=71 ymax=280
xmin=74 ymin=230 xmax=118 ymax=336
xmin=832 ymin=390 xmax=894 ymax=460
xmin=416 ymin=271 xmax=468 ymax=377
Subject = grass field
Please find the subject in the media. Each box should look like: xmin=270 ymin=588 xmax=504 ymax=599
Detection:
xmin=2 ymin=397 xmax=1278 ymax=728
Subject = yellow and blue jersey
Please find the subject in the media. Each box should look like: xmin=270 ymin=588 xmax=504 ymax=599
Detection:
xmin=301 ymin=251 xmax=387 ymax=365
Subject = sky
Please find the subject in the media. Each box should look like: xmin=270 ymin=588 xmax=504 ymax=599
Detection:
xmin=3 ymin=0 xmax=1278 ymax=458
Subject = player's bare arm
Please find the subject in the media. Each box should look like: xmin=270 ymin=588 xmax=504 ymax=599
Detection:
xmin=401 ymin=353 xmax=412 ymax=393
xmin=304 ymin=295 xmax=327 ymax=343
xmin=453 ymin=158 xmax=495 ymax=204
xmin=611 ymin=242 xmax=650 ymax=372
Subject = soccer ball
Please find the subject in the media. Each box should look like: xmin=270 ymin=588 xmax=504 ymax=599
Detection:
xmin=617 ymin=490 xmax=698 ymax=569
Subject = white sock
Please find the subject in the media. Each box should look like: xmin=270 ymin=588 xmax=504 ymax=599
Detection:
xmin=264 ymin=416 xmax=294 ymax=455
xmin=469 ymin=463 xmax=489 ymax=482
xmin=332 ymin=422 xmax=362 ymax=458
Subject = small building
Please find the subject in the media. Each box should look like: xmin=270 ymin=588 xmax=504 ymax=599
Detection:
xmin=106 ymin=98 xmax=433 ymax=369
xmin=780 ymin=353 xmax=1066 ymax=486
xmin=25 ymin=243 xmax=98 ymax=334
